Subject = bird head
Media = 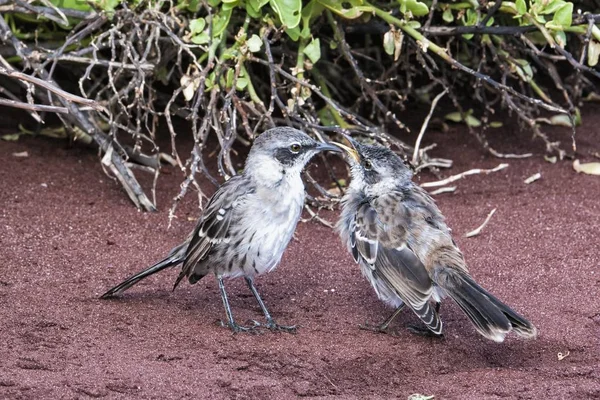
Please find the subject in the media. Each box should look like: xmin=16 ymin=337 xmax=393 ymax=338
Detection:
xmin=333 ymin=134 xmax=412 ymax=197
xmin=246 ymin=127 xmax=340 ymax=187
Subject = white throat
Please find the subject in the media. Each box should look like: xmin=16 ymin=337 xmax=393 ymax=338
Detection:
xmin=246 ymin=154 xmax=305 ymax=193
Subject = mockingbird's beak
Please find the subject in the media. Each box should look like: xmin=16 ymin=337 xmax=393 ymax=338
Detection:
xmin=315 ymin=141 xmax=343 ymax=153
xmin=332 ymin=133 xmax=359 ymax=162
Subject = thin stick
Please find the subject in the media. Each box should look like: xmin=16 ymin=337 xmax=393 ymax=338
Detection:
xmin=53 ymin=55 xmax=154 ymax=71
xmin=488 ymin=148 xmax=533 ymax=159
xmin=428 ymin=186 xmax=456 ymax=195
xmin=421 ymin=163 xmax=509 ymax=188
xmin=0 ymin=98 xmax=68 ymax=114
xmin=302 ymin=204 xmax=334 ymax=228
xmin=412 ymin=88 xmax=447 ymax=165
xmin=524 ymin=173 xmax=541 ymax=184
xmin=0 ymin=65 xmax=106 ymax=112
xmin=465 ymin=208 xmax=497 ymax=238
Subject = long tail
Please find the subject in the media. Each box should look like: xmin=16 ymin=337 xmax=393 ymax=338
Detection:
xmin=436 ymin=268 xmax=537 ymax=342
xmin=100 ymin=242 xmax=188 ymax=299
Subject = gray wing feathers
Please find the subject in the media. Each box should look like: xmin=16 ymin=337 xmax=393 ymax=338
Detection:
xmin=352 ymin=199 xmax=442 ymax=334
xmin=174 ymin=176 xmax=249 ymax=289
xmin=436 ymin=268 xmax=537 ymax=342
xmin=354 ymin=203 xmax=379 ymax=265
xmin=376 ymin=246 xmax=442 ymax=334
xmin=100 ymin=241 xmax=188 ymax=298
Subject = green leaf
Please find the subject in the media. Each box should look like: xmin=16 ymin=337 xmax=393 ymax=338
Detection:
xmin=191 ymin=32 xmax=210 ymax=44
xmin=552 ymin=3 xmax=573 ymax=28
xmin=51 ymin=0 xmax=91 ymax=11
xmin=405 ymin=20 xmax=421 ymax=29
xmin=222 ymin=0 xmax=240 ymax=11
xmin=465 ymin=8 xmax=477 ymax=25
xmin=270 ymin=0 xmax=302 ymax=29
xmin=236 ymin=76 xmax=249 ymax=90
xmin=383 ymin=31 xmax=395 ymax=56
xmin=221 ymin=46 xmax=239 ymax=61
xmin=334 ymin=179 xmax=347 ymax=187
xmin=303 ymin=38 xmax=321 ymax=63
xmin=400 ymin=0 xmax=429 ymax=17
xmin=442 ymin=8 xmax=454 ymax=23
xmin=300 ymin=25 xmax=312 ymax=39
xmin=444 ymin=110 xmax=481 ymax=127
xmin=541 ymin=0 xmax=565 ymax=15
xmin=246 ymin=3 xmax=261 ymax=18
xmin=515 ymin=0 xmax=527 ymax=16
xmin=226 ymin=69 xmax=235 ymax=89
xmin=549 ymin=114 xmax=571 ymax=126
xmin=212 ymin=8 xmax=233 ymax=37
xmin=317 ymin=0 xmax=364 ymax=19
xmin=444 ymin=112 xmax=463 ymax=123
xmin=246 ymin=0 xmax=268 ymax=16
xmin=513 ymin=59 xmax=533 ymax=81
xmin=489 ymin=121 xmax=503 ymax=128
xmin=247 ymin=34 xmax=263 ymax=52
xmin=185 ymin=0 xmax=200 ymax=12
xmin=205 ymin=72 xmax=215 ymax=90
xmin=573 ymin=160 xmax=600 ymax=175
xmin=1 ymin=133 xmax=21 ymax=141
xmin=248 ymin=0 xmax=269 ymax=11
xmin=465 ymin=114 xmax=481 ymax=127
xmin=189 ymin=18 xmax=206 ymax=35
xmin=548 ymin=114 xmax=578 ymax=127
xmin=587 ymin=39 xmax=600 ymax=67
xmin=301 ymin=0 xmax=324 ymax=39
xmin=285 ymin=26 xmax=301 ymax=41
xmin=461 ymin=8 xmax=477 ymax=39
xmin=544 ymin=20 xmax=561 ymax=31
xmin=554 ymin=30 xmax=567 ymax=47
xmin=208 ymin=0 xmax=221 ymax=6
xmin=93 ymin=0 xmax=121 ymax=12
xmin=317 ymin=107 xmax=336 ymax=126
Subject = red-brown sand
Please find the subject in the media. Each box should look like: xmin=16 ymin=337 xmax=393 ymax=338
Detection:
xmin=1 ymin=108 xmax=599 ymax=399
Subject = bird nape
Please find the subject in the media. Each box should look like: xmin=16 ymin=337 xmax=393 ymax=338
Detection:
xmin=333 ymin=135 xmax=537 ymax=343
xmin=100 ymin=127 xmax=341 ymax=333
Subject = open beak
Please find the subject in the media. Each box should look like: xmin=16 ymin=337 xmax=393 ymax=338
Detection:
xmin=315 ymin=141 xmax=343 ymax=153
xmin=332 ymin=133 xmax=359 ymax=162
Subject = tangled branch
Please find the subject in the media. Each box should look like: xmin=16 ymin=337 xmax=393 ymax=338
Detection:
xmin=0 ymin=0 xmax=598 ymax=212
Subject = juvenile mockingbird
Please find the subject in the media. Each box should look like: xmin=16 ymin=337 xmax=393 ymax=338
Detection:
xmin=334 ymin=136 xmax=537 ymax=342
xmin=101 ymin=127 xmax=340 ymax=333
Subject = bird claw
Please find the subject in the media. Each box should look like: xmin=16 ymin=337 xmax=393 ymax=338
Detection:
xmin=359 ymin=321 xmax=396 ymax=335
xmin=219 ymin=320 xmax=261 ymax=334
xmin=265 ymin=318 xmax=297 ymax=333
xmin=406 ymin=324 xmax=444 ymax=339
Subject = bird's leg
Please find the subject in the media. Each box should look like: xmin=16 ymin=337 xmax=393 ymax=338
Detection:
xmin=359 ymin=304 xmax=405 ymax=334
xmin=244 ymin=277 xmax=296 ymax=333
xmin=217 ymin=276 xmax=259 ymax=334
xmin=406 ymin=302 xmax=444 ymax=338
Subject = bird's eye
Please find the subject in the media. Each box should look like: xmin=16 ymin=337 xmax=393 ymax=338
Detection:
xmin=363 ymin=159 xmax=373 ymax=170
xmin=290 ymin=143 xmax=301 ymax=153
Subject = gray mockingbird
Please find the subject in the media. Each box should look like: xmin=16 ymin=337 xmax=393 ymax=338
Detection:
xmin=100 ymin=127 xmax=340 ymax=333
xmin=333 ymin=136 xmax=537 ymax=342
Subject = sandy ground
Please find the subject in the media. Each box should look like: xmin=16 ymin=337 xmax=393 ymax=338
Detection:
xmin=1 ymin=108 xmax=599 ymax=399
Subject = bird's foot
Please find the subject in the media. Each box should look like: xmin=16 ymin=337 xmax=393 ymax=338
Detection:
xmin=264 ymin=318 xmax=297 ymax=333
xmin=219 ymin=319 xmax=261 ymax=334
xmin=406 ymin=324 xmax=444 ymax=339
xmin=359 ymin=321 xmax=396 ymax=335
